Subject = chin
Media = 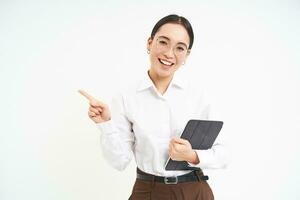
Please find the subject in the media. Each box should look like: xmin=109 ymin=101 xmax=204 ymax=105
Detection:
xmin=156 ymin=67 xmax=175 ymax=78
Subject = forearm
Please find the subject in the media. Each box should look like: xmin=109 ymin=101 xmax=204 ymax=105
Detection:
xmin=97 ymin=120 xmax=134 ymax=171
xmin=185 ymin=150 xmax=200 ymax=165
xmin=188 ymin=143 xmax=230 ymax=169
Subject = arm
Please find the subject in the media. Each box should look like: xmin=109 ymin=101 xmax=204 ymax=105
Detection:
xmin=169 ymin=93 xmax=230 ymax=169
xmin=188 ymin=99 xmax=230 ymax=169
xmin=169 ymin=137 xmax=229 ymax=169
xmin=79 ymin=90 xmax=134 ymax=171
xmin=97 ymin=94 xmax=135 ymax=171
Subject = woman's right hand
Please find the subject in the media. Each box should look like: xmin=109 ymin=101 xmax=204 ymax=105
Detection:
xmin=78 ymin=90 xmax=111 ymax=123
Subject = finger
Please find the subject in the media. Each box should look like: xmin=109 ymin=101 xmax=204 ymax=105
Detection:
xmin=78 ymin=90 xmax=96 ymax=101
xmin=89 ymin=106 xmax=101 ymax=114
xmin=171 ymin=137 xmax=179 ymax=143
xmin=78 ymin=90 xmax=106 ymax=107
xmin=169 ymin=142 xmax=173 ymax=150
xmin=171 ymin=137 xmax=180 ymax=144
xmin=168 ymin=145 xmax=174 ymax=156
xmin=178 ymin=138 xmax=189 ymax=145
xmin=90 ymin=100 xmax=106 ymax=108
xmin=169 ymin=139 xmax=176 ymax=148
xmin=173 ymin=143 xmax=185 ymax=152
xmin=172 ymin=137 xmax=188 ymax=145
xmin=88 ymin=111 xmax=97 ymax=117
xmin=170 ymin=141 xmax=178 ymax=152
xmin=168 ymin=148 xmax=173 ymax=158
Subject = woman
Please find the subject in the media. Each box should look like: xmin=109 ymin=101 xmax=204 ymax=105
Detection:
xmin=79 ymin=14 xmax=228 ymax=200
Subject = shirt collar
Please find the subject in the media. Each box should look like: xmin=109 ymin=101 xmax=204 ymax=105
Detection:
xmin=136 ymin=70 xmax=187 ymax=92
xmin=171 ymin=71 xmax=187 ymax=89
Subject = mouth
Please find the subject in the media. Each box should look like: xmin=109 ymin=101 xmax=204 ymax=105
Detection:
xmin=158 ymin=58 xmax=175 ymax=68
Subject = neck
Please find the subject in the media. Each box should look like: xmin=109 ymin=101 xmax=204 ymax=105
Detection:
xmin=148 ymin=69 xmax=173 ymax=95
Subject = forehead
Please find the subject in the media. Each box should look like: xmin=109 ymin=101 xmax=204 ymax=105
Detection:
xmin=154 ymin=23 xmax=190 ymax=45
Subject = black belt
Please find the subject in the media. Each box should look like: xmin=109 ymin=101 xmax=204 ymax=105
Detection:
xmin=136 ymin=168 xmax=209 ymax=184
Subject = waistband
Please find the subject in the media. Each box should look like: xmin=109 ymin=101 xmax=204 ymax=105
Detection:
xmin=136 ymin=168 xmax=209 ymax=184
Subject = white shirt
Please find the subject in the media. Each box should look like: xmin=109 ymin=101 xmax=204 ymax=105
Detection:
xmin=97 ymin=70 xmax=229 ymax=176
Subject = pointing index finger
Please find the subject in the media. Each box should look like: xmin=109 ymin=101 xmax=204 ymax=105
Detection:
xmin=78 ymin=90 xmax=96 ymax=102
xmin=78 ymin=89 xmax=106 ymax=107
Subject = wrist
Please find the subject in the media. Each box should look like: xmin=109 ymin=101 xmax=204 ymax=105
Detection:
xmin=187 ymin=150 xmax=199 ymax=164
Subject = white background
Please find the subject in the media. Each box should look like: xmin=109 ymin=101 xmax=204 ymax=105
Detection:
xmin=1 ymin=0 xmax=299 ymax=199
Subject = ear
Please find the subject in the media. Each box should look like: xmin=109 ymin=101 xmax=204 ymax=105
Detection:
xmin=186 ymin=49 xmax=191 ymax=57
xmin=147 ymin=37 xmax=153 ymax=51
xmin=182 ymin=49 xmax=191 ymax=64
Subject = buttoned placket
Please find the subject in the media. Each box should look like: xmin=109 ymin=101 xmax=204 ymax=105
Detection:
xmin=151 ymin=85 xmax=180 ymax=140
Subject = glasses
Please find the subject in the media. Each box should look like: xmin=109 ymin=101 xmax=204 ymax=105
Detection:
xmin=155 ymin=37 xmax=188 ymax=57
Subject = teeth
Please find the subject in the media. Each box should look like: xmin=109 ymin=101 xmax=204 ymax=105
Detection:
xmin=160 ymin=59 xmax=173 ymax=66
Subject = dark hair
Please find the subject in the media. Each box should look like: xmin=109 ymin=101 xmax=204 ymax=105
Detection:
xmin=150 ymin=14 xmax=194 ymax=50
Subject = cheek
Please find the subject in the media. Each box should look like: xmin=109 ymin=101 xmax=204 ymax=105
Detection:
xmin=176 ymin=56 xmax=185 ymax=64
xmin=150 ymin=55 xmax=158 ymax=65
xmin=149 ymin=52 xmax=160 ymax=63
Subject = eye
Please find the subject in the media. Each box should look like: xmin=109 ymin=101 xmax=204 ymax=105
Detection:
xmin=159 ymin=40 xmax=168 ymax=45
xmin=176 ymin=46 xmax=185 ymax=51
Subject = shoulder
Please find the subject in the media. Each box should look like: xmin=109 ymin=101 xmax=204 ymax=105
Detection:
xmin=110 ymin=76 xmax=142 ymax=107
xmin=175 ymin=68 xmax=208 ymax=100
xmin=184 ymin=78 xmax=210 ymax=105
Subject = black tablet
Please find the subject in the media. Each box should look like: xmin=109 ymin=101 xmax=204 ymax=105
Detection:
xmin=165 ymin=119 xmax=223 ymax=171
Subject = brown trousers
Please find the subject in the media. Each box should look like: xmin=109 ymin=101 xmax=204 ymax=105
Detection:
xmin=129 ymin=170 xmax=214 ymax=200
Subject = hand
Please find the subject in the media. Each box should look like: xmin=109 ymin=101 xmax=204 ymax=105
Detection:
xmin=169 ymin=137 xmax=200 ymax=164
xmin=78 ymin=89 xmax=111 ymax=123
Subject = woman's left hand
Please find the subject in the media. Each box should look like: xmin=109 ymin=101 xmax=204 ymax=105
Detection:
xmin=168 ymin=138 xmax=200 ymax=164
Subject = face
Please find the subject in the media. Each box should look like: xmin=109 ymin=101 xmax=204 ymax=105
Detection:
xmin=147 ymin=23 xmax=191 ymax=79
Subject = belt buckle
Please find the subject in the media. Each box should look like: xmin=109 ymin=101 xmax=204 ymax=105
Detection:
xmin=164 ymin=176 xmax=178 ymax=184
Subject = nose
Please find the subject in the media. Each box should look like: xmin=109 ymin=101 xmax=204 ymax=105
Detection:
xmin=163 ymin=47 xmax=175 ymax=59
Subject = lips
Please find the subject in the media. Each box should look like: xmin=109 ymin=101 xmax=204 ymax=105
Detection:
xmin=158 ymin=58 xmax=174 ymax=67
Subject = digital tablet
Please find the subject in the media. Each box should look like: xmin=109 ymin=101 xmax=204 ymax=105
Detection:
xmin=165 ymin=119 xmax=223 ymax=171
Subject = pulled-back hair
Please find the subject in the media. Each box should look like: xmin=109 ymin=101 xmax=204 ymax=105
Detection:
xmin=151 ymin=14 xmax=194 ymax=50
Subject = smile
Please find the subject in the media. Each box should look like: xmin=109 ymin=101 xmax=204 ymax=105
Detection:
xmin=158 ymin=58 xmax=174 ymax=67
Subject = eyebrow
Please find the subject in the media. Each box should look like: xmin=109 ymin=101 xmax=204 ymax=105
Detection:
xmin=158 ymin=36 xmax=188 ymax=48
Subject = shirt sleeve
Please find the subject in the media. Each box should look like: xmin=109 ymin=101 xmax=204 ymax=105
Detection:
xmin=187 ymin=92 xmax=230 ymax=169
xmin=96 ymin=93 xmax=135 ymax=171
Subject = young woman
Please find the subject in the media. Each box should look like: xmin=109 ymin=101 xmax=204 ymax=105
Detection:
xmin=79 ymin=14 xmax=228 ymax=200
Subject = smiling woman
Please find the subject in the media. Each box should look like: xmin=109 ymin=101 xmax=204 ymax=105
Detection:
xmin=79 ymin=14 xmax=228 ymax=200
xmin=147 ymin=23 xmax=191 ymax=94
xmin=146 ymin=16 xmax=193 ymax=91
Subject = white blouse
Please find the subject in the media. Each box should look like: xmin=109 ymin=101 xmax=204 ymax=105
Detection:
xmin=97 ymin=70 xmax=229 ymax=177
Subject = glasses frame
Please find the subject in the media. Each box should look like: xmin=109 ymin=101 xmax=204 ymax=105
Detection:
xmin=155 ymin=37 xmax=189 ymax=57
